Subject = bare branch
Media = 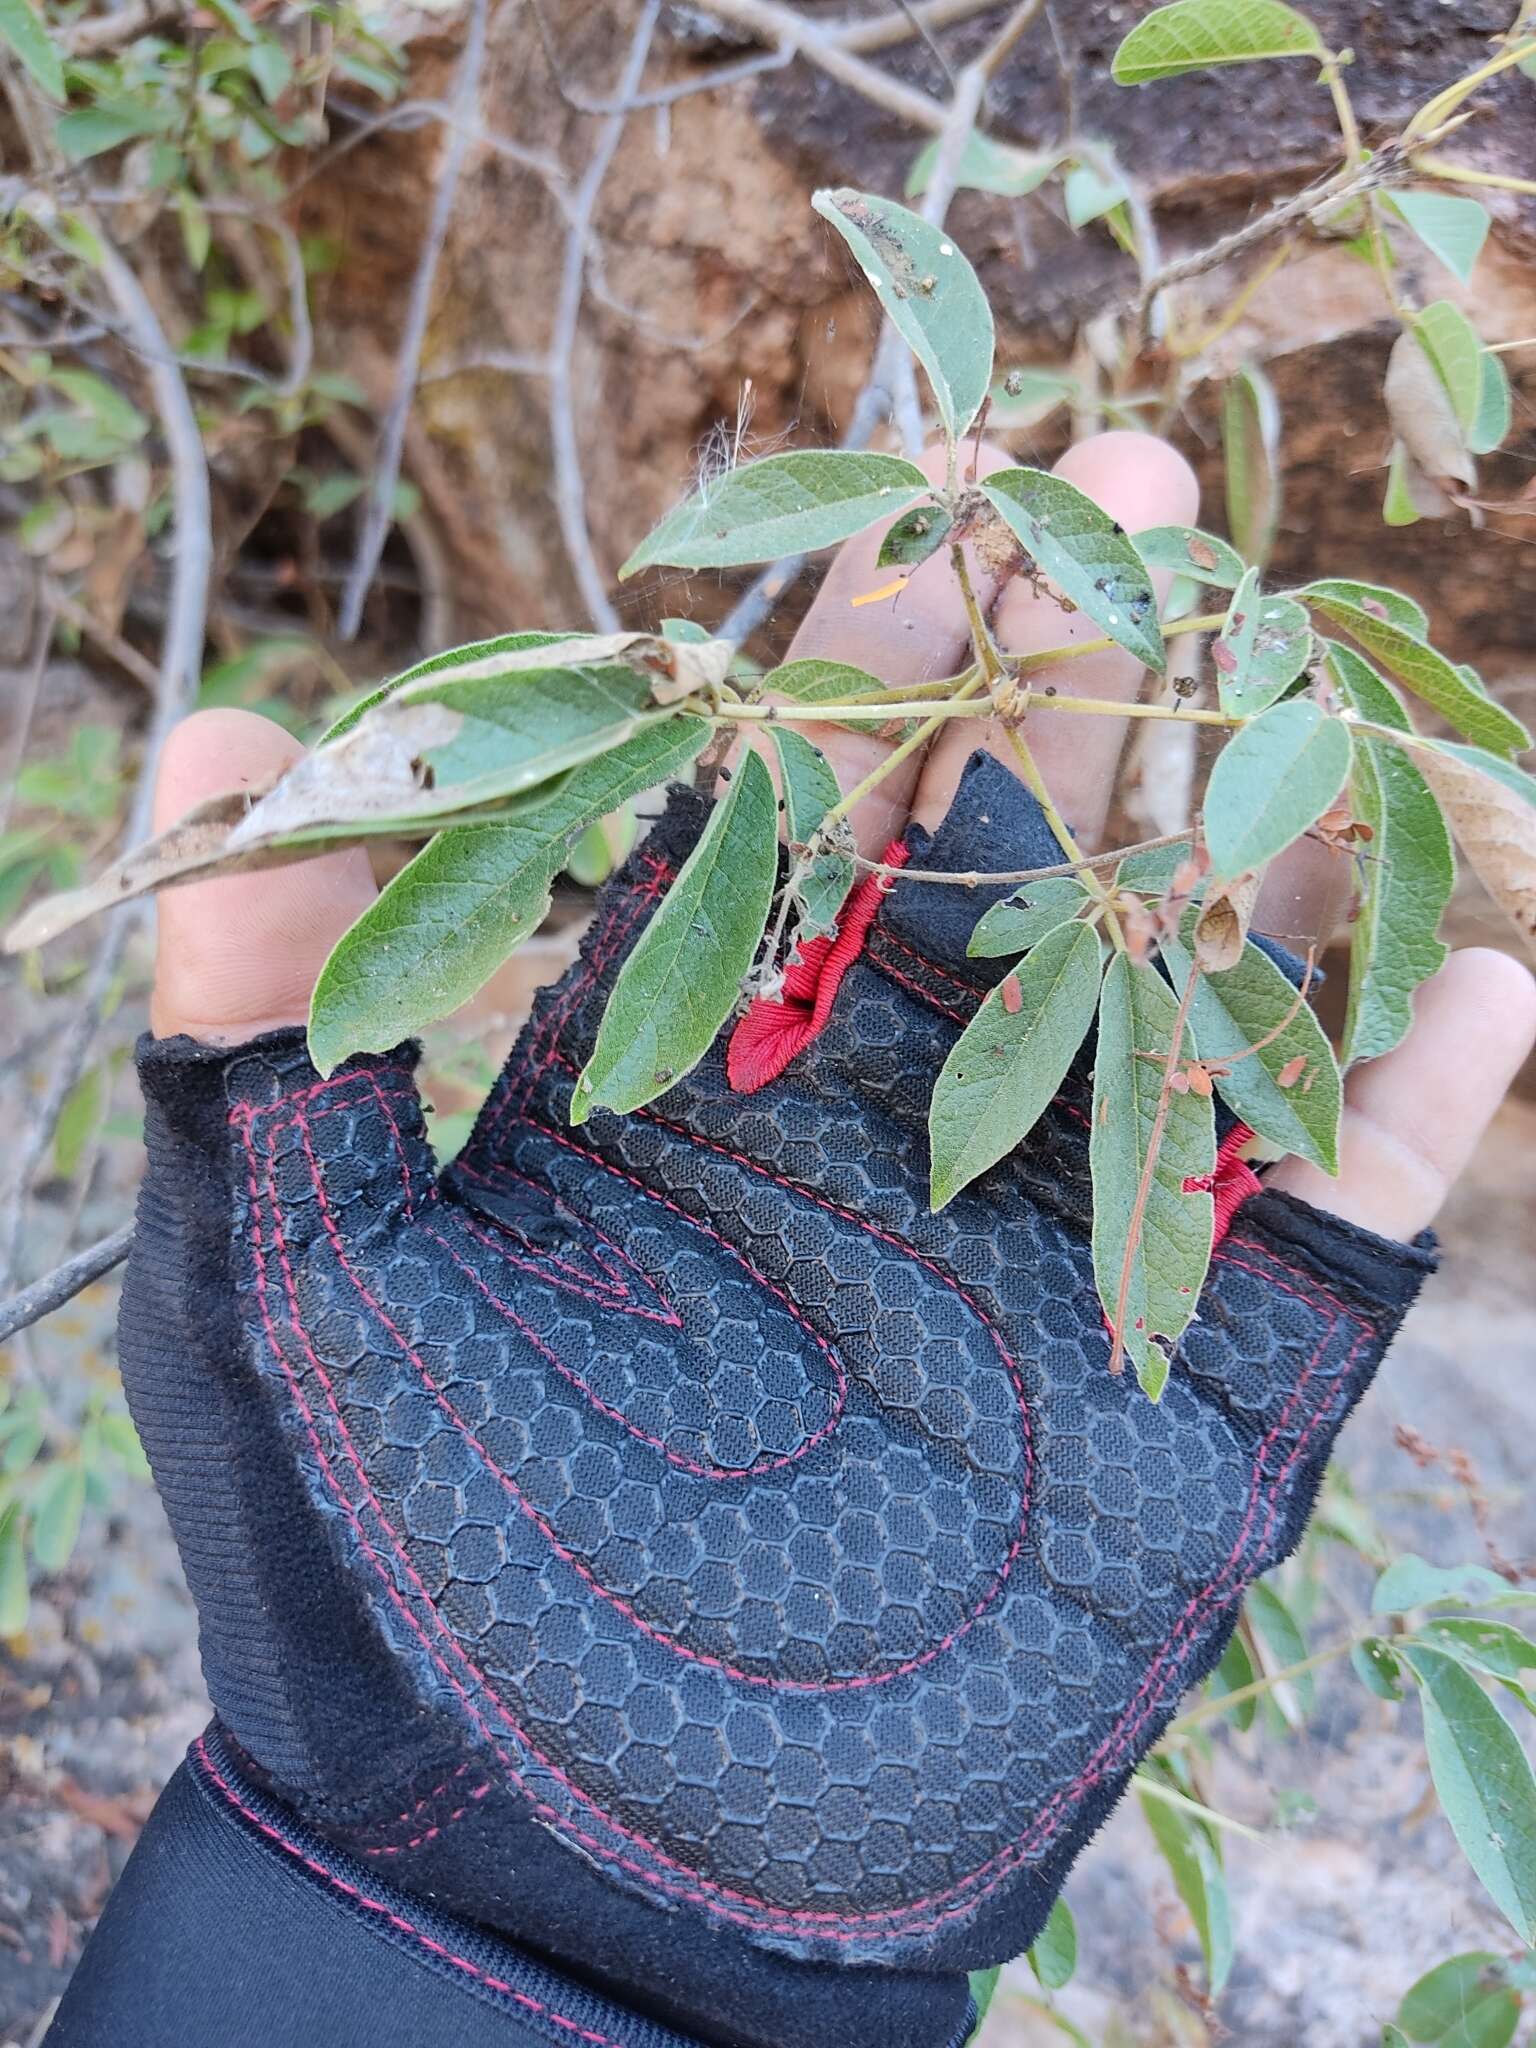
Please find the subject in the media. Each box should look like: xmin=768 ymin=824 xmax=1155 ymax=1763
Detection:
xmin=0 ymin=1226 xmax=134 ymax=1346
xmin=834 ymin=0 xmax=1001 ymax=53
xmin=336 ymin=0 xmax=490 ymax=641
xmin=695 ymin=0 xmax=950 ymax=131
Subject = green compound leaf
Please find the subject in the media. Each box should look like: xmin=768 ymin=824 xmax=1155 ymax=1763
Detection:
xmin=1213 ymin=566 xmax=1312 ymax=716
xmin=1026 ymin=1897 xmax=1078 ymax=1991
xmin=1398 ymin=1952 xmax=1513 ymax=2045
xmin=929 ymin=919 xmax=1104 ymax=1209
xmin=1091 ymin=952 xmax=1216 ymax=1396
xmin=1 ymin=0 xmax=64 ymax=99
xmin=1204 ymin=698 xmax=1352 ymax=880
xmin=1300 ymin=578 xmax=1428 ymax=640
xmin=1307 ymin=594 xmax=1531 ymax=757
xmin=769 ymin=727 xmax=855 ymax=941
xmin=1470 ymin=347 xmax=1513 ymax=456
xmin=813 ymin=187 xmax=994 ymax=440
xmin=307 ymin=719 xmax=707 ymax=1073
xmin=1223 ymin=363 xmax=1281 ymax=567
xmin=1402 ymin=1646 xmax=1536 ymax=1945
xmin=877 ymin=501 xmax=953 ymax=570
xmin=1112 ymin=0 xmax=1323 ymax=82
xmin=1139 ymin=1776 xmax=1234 ymax=1994
xmin=1325 ymin=644 xmax=1452 ymax=1065
xmin=1159 ymin=920 xmax=1341 ymax=1171
xmin=1134 ymin=525 xmax=1245 ymax=588
xmin=620 ymin=450 xmax=929 ymax=576
xmin=981 ymin=468 xmax=1165 ymax=671
xmin=574 ymin=747 xmax=778 ymax=1121
xmin=906 ymin=131 xmax=1058 ymax=200
xmin=1388 ymin=190 xmax=1491 ymax=284
xmin=967 ymin=875 xmax=1093 ymax=957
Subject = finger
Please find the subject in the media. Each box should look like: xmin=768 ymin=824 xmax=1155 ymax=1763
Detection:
xmin=1267 ymin=948 xmax=1536 ymax=1239
xmin=151 ymin=708 xmax=377 ymax=1045
xmin=911 ymin=430 xmax=1200 ymax=845
xmin=736 ymin=440 xmax=1014 ymax=861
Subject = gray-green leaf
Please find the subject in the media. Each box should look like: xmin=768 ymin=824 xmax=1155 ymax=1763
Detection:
xmin=1213 ymin=566 xmax=1312 ymax=716
xmin=1419 ymin=1618 xmax=1536 ymax=1709
xmin=1470 ymin=347 xmax=1512 ymax=456
xmin=929 ymin=919 xmax=1104 ymax=1208
xmin=307 ymin=719 xmax=707 ymax=1073
xmin=967 ymin=876 xmax=1092 ymax=957
xmin=813 ymin=188 xmax=994 ymax=439
xmin=906 ymin=131 xmax=1057 ymax=200
xmin=1402 ymin=1646 xmax=1536 ymax=1944
xmin=320 ymin=630 xmax=585 ymax=744
xmin=1134 ymin=525 xmax=1245 ymax=588
xmin=1301 ymin=579 xmax=1428 ymax=640
xmin=877 ymin=502 xmax=953 ymax=570
xmin=1091 ymin=952 xmax=1216 ymax=1394
xmin=1307 ymin=594 xmax=1531 ymax=757
xmin=620 ymin=450 xmax=929 ymax=576
xmin=1112 ymin=0 xmax=1323 ymax=82
xmin=770 ymin=727 xmax=854 ymax=941
xmin=1160 ymin=922 xmax=1341 ymax=1171
xmin=1325 ymin=644 xmax=1453 ymax=1065
xmin=981 ymin=468 xmax=1165 ymax=671
xmin=1413 ymin=301 xmax=1484 ymax=434
xmin=1388 ymin=190 xmax=1491 ymax=284
xmin=574 ymin=747 xmax=778 ymax=1120
xmin=1223 ymin=364 xmax=1281 ymax=566
xmin=1374 ymin=1554 xmax=1536 ymax=1615
xmin=1204 ymin=698 xmax=1352 ymax=879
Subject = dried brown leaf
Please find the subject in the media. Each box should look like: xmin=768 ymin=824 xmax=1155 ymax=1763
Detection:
xmin=1191 ymin=871 xmax=1259 ymax=974
xmin=1415 ymin=747 xmax=1536 ymax=956
xmin=1385 ymin=329 xmax=1475 ymax=490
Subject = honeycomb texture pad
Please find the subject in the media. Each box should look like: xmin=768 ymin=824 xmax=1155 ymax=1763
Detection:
xmin=114 ymin=755 xmax=1435 ymax=2048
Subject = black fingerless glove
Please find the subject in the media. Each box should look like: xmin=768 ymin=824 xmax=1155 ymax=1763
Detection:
xmin=53 ymin=755 xmax=1435 ymax=2048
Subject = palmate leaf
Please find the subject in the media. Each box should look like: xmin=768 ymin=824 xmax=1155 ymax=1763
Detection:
xmin=769 ymin=727 xmax=854 ymax=940
xmin=620 ymin=451 xmax=930 ymax=576
xmin=1308 ymin=593 xmax=1531 ymax=756
xmin=1213 ymin=565 xmax=1312 ymax=716
xmin=1203 ymin=698 xmax=1352 ymax=879
xmin=1091 ymin=953 xmax=1216 ymax=1397
xmin=980 ymin=469 xmax=1165 ymax=671
xmin=813 ymin=188 xmax=994 ymax=439
xmin=1159 ymin=918 xmax=1341 ymax=1171
xmin=929 ymin=919 xmax=1104 ymax=1209
xmin=1134 ymin=524 xmax=1245 ymax=588
xmin=1325 ymin=644 xmax=1453 ymax=1064
xmin=307 ymin=719 xmax=708 ymax=1074
xmin=574 ymin=747 xmax=778 ymax=1121
xmin=1112 ymin=0 xmax=1323 ymax=82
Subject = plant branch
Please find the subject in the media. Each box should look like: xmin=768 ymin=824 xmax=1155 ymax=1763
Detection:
xmin=695 ymin=0 xmax=951 ymax=131
xmin=853 ymin=828 xmax=1192 ymax=887
xmin=336 ymin=0 xmax=489 ymax=641
xmin=0 ymin=1226 xmax=134 ymax=1346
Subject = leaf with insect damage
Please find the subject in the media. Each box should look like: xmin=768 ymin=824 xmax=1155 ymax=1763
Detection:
xmin=813 ymin=188 xmax=994 ymax=440
xmin=1324 ymin=643 xmax=1453 ymax=1065
xmin=305 ymin=719 xmax=709 ymax=1074
xmin=573 ymin=747 xmax=778 ymax=1122
xmin=967 ymin=875 xmax=1093 ymax=957
xmin=906 ymin=131 xmax=1059 ymax=200
xmin=1160 ymin=918 xmax=1341 ymax=1170
xmin=1133 ymin=525 xmax=1245 ymax=588
xmin=1111 ymin=0 xmax=1322 ymax=82
xmin=980 ymin=469 xmax=1165 ymax=671
xmin=1212 ymin=566 xmax=1312 ymax=716
xmin=620 ymin=449 xmax=930 ymax=576
xmin=877 ymin=501 xmax=953 ymax=570
xmin=1412 ymin=741 xmax=1536 ymax=959
xmin=1222 ymin=364 xmax=1281 ymax=567
xmin=1300 ymin=579 xmax=1428 ymax=640
xmin=1418 ymin=1619 xmax=1536 ymax=1712
xmin=768 ymin=726 xmax=855 ymax=941
xmin=1308 ymin=594 xmax=1531 ymax=757
xmin=929 ymin=919 xmax=1104 ymax=1208
xmin=1091 ymin=951 xmax=1215 ymax=1397
xmin=1204 ymin=698 xmax=1352 ymax=879
xmin=1387 ymin=190 xmax=1491 ymax=285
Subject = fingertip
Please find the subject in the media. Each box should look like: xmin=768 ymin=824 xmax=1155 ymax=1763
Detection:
xmin=1052 ymin=430 xmax=1200 ymax=532
xmin=153 ymin=707 xmax=307 ymax=834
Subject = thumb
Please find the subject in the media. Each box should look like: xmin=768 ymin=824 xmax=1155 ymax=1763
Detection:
xmin=150 ymin=708 xmax=377 ymax=1045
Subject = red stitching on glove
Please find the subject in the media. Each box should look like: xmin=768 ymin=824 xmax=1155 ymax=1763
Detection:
xmin=1182 ymin=1122 xmax=1262 ymax=1246
xmin=727 ymin=840 xmax=909 ymax=1093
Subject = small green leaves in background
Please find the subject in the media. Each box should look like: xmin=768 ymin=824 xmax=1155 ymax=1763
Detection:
xmin=812 ymin=188 xmax=994 ymax=440
xmin=307 ymin=720 xmax=707 ymax=1073
xmin=1134 ymin=525 xmax=1245 ymax=589
xmin=1395 ymin=1951 xmax=1523 ymax=2048
xmin=929 ymin=920 xmax=1104 ymax=1209
xmin=1203 ymin=698 xmax=1352 ymax=878
xmin=769 ymin=728 xmax=854 ymax=941
xmin=1091 ymin=952 xmax=1216 ymax=1397
xmin=1027 ymin=1898 xmax=1079 ymax=1990
xmin=1307 ymin=591 xmax=1530 ymax=756
xmin=1387 ymin=191 xmax=1492 ymax=284
xmin=620 ymin=449 xmax=929 ymax=575
xmin=980 ymin=468 xmax=1165 ymax=671
xmin=574 ymin=747 xmax=778 ymax=1122
xmin=1325 ymin=644 xmax=1453 ymax=1065
xmin=1139 ymin=1760 xmax=1233 ymax=1994
xmin=1112 ymin=0 xmax=1323 ymax=84
xmin=968 ymin=876 xmax=1092 ymax=957
xmin=1159 ymin=917 xmax=1342 ymax=1171
xmin=1212 ymin=566 xmax=1312 ymax=716
xmin=1222 ymin=363 xmax=1282 ymax=567
xmin=906 ymin=131 xmax=1057 ymax=200
xmin=877 ymin=502 xmax=953 ymax=571
xmin=0 ymin=0 xmax=62 ymax=96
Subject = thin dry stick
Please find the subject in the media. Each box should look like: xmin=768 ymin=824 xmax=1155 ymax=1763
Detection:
xmin=695 ymin=0 xmax=951 ymax=131
xmin=0 ymin=1225 xmax=134 ymax=1346
xmin=336 ymin=0 xmax=489 ymax=640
